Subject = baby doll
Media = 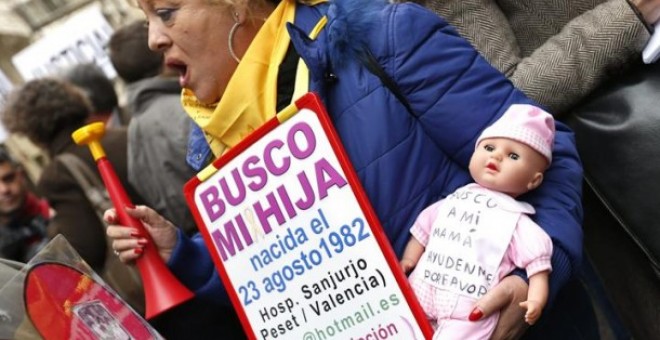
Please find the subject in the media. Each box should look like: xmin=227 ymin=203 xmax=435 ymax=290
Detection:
xmin=400 ymin=104 xmax=554 ymax=339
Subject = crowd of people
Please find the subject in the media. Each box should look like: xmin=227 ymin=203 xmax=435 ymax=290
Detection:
xmin=1 ymin=0 xmax=659 ymax=338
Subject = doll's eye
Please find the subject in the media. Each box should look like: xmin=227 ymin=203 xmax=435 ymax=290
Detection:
xmin=484 ymin=144 xmax=495 ymax=152
xmin=508 ymin=153 xmax=520 ymax=160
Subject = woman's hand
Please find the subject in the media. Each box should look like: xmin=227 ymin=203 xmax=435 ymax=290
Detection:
xmin=104 ymin=205 xmax=178 ymax=263
xmin=469 ymin=275 xmax=530 ymax=340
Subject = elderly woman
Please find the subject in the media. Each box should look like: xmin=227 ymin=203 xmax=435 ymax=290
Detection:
xmin=108 ymin=0 xmax=583 ymax=338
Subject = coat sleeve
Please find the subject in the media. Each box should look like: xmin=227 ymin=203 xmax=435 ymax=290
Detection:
xmin=427 ymin=0 xmax=649 ymax=115
xmin=38 ymin=163 xmax=108 ymax=271
xmin=168 ymin=230 xmax=231 ymax=305
xmin=377 ymin=2 xmax=584 ymax=304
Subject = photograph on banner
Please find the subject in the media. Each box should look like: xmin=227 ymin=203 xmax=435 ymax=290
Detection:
xmin=186 ymin=93 xmax=432 ymax=340
xmin=0 ymin=235 xmax=162 ymax=340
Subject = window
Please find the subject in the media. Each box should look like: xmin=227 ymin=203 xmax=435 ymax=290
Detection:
xmin=12 ymin=0 xmax=94 ymax=30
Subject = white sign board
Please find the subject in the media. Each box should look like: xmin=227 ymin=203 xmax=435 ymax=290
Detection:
xmin=185 ymin=93 xmax=432 ymax=340
xmin=0 ymin=70 xmax=13 ymax=141
xmin=12 ymin=4 xmax=115 ymax=81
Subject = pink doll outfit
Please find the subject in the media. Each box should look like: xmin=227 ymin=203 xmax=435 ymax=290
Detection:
xmin=408 ymin=183 xmax=553 ymax=340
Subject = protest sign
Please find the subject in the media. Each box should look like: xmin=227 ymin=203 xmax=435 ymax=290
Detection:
xmin=0 ymin=70 xmax=12 ymax=142
xmin=0 ymin=69 xmax=12 ymax=110
xmin=11 ymin=4 xmax=115 ymax=81
xmin=185 ymin=93 xmax=432 ymax=340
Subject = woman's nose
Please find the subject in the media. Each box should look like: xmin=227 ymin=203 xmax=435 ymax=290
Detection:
xmin=148 ymin=24 xmax=170 ymax=52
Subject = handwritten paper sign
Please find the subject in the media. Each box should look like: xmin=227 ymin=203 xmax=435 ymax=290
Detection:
xmin=415 ymin=185 xmax=519 ymax=299
xmin=185 ymin=93 xmax=432 ymax=340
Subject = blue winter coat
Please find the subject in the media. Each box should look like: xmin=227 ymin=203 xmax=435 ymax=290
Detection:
xmin=175 ymin=0 xmax=583 ymax=309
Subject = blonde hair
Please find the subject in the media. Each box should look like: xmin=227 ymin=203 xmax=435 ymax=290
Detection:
xmin=127 ymin=0 xmax=278 ymax=19
xmin=127 ymin=0 xmax=273 ymax=8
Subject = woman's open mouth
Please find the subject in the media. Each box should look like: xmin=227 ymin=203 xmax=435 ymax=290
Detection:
xmin=166 ymin=59 xmax=189 ymax=87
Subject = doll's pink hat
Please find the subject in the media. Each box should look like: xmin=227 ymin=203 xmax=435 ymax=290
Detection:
xmin=476 ymin=104 xmax=555 ymax=164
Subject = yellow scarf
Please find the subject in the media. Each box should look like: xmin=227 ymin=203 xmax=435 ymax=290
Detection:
xmin=182 ymin=0 xmax=314 ymax=157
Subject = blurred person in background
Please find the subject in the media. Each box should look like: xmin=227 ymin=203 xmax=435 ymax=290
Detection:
xmin=0 ymin=78 xmax=145 ymax=311
xmin=0 ymin=145 xmax=50 ymax=263
xmin=62 ymin=63 xmax=127 ymax=127
xmin=426 ymin=0 xmax=659 ymax=116
xmin=108 ymin=20 xmax=198 ymax=236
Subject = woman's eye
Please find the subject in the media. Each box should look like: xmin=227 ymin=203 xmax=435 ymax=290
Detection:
xmin=508 ymin=153 xmax=520 ymax=160
xmin=155 ymin=8 xmax=174 ymax=22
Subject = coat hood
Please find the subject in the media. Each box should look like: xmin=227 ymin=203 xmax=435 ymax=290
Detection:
xmin=124 ymin=77 xmax=181 ymax=117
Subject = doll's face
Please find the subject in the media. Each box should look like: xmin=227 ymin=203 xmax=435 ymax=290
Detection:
xmin=469 ymin=138 xmax=548 ymax=197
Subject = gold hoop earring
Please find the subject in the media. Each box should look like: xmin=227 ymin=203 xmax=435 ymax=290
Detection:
xmin=228 ymin=12 xmax=242 ymax=63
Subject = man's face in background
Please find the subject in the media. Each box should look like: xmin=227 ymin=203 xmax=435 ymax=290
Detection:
xmin=0 ymin=162 xmax=27 ymax=216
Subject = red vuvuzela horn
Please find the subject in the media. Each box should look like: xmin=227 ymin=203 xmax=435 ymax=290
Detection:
xmin=72 ymin=122 xmax=194 ymax=320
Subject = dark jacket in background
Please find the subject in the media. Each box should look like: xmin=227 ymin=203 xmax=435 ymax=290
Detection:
xmin=0 ymin=193 xmax=49 ymax=263
xmin=38 ymin=127 xmax=143 ymax=271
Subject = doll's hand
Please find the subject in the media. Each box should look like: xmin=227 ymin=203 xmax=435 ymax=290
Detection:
xmin=469 ymin=275 xmax=529 ymax=339
xmin=399 ymin=259 xmax=416 ymax=274
xmin=519 ymin=300 xmax=543 ymax=325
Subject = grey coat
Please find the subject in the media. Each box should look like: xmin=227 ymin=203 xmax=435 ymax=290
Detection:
xmin=126 ymin=77 xmax=198 ymax=235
